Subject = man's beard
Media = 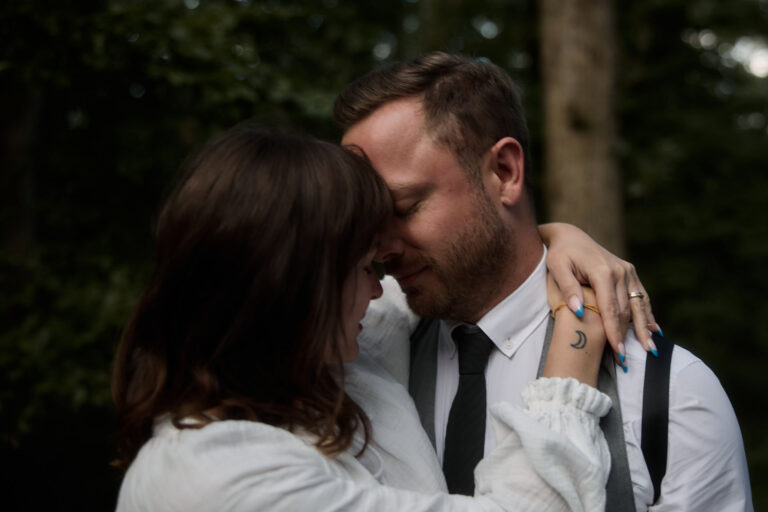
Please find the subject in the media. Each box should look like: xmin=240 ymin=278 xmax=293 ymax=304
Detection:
xmin=388 ymin=194 xmax=512 ymax=323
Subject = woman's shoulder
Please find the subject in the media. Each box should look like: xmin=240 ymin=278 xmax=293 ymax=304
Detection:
xmin=116 ymin=418 xmax=332 ymax=511
xmin=148 ymin=417 xmax=328 ymax=468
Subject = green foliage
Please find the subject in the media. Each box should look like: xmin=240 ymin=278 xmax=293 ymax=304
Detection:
xmin=1 ymin=0 xmax=766 ymax=508
xmin=0 ymin=254 xmax=135 ymax=433
xmin=0 ymin=0 xmax=393 ymax=507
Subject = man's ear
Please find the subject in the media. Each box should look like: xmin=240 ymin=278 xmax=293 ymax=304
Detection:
xmin=489 ymin=137 xmax=525 ymax=207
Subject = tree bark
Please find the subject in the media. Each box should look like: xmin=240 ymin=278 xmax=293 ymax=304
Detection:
xmin=539 ymin=0 xmax=624 ymax=255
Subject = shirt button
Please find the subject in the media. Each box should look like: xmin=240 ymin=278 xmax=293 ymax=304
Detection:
xmin=504 ymin=340 xmax=514 ymax=351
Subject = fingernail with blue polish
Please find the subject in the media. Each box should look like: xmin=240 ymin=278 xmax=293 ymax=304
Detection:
xmin=648 ymin=339 xmax=659 ymax=358
xmin=620 ymin=362 xmax=628 ymax=373
xmin=657 ymin=325 xmax=664 ymax=337
xmin=568 ymin=296 xmax=583 ymax=318
xmin=618 ymin=342 xmax=626 ymax=363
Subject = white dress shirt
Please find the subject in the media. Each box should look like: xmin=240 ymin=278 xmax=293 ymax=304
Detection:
xmin=432 ymin=248 xmax=753 ymax=511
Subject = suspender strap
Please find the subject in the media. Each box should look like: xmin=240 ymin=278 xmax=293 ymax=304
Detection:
xmin=536 ymin=315 xmax=555 ymax=377
xmin=409 ymin=317 xmax=440 ymax=448
xmin=641 ymin=332 xmax=674 ymax=504
xmin=411 ymin=317 xmax=436 ymax=351
xmin=598 ymin=344 xmax=636 ymax=512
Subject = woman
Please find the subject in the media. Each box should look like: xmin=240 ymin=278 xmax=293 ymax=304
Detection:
xmin=113 ymin=123 xmax=630 ymax=510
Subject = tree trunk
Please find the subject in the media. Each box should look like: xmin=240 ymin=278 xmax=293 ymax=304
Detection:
xmin=1 ymin=85 xmax=42 ymax=259
xmin=539 ymin=0 xmax=624 ymax=255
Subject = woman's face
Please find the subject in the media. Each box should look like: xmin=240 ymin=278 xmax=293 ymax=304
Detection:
xmin=337 ymin=248 xmax=383 ymax=363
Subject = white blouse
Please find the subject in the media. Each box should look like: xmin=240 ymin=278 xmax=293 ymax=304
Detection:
xmin=116 ymin=378 xmax=610 ymax=512
xmin=116 ymin=281 xmax=613 ymax=511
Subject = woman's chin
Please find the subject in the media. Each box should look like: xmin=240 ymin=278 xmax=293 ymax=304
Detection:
xmin=342 ymin=341 xmax=360 ymax=363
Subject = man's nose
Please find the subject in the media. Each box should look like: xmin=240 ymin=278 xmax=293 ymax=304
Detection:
xmin=374 ymin=222 xmax=405 ymax=263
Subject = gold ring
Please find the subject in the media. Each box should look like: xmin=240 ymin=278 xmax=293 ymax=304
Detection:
xmin=628 ymin=291 xmax=645 ymax=299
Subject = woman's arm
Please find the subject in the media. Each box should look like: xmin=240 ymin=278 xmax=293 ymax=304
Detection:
xmin=543 ymin=274 xmax=607 ymax=383
xmin=478 ymin=283 xmax=612 ymax=511
xmin=540 ymin=222 xmax=660 ymax=363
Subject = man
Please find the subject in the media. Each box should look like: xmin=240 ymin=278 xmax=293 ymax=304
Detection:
xmin=335 ymin=52 xmax=752 ymax=511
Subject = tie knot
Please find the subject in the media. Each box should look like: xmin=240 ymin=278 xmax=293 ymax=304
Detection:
xmin=451 ymin=325 xmax=494 ymax=375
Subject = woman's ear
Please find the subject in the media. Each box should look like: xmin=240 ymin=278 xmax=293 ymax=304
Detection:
xmin=489 ymin=137 xmax=525 ymax=207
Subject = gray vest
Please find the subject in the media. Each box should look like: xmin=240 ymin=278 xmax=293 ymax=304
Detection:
xmin=408 ymin=317 xmax=637 ymax=512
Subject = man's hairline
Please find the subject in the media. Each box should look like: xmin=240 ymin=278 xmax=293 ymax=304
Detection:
xmin=341 ymin=98 xmax=487 ymax=190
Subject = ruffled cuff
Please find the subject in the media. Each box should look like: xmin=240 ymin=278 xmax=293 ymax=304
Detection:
xmin=522 ymin=377 xmax=612 ymax=419
xmin=476 ymin=378 xmax=612 ymax=511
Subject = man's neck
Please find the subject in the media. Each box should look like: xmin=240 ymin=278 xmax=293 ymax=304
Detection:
xmin=461 ymin=236 xmax=544 ymax=324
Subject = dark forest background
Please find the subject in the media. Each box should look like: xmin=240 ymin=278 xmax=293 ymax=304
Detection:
xmin=1 ymin=0 xmax=766 ymax=509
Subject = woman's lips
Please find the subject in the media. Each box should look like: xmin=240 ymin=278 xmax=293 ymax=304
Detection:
xmin=394 ymin=267 xmax=426 ymax=287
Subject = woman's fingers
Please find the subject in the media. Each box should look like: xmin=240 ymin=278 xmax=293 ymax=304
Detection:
xmin=625 ymin=266 xmax=661 ymax=357
xmin=546 ymin=259 xmax=585 ymax=316
xmin=589 ymin=264 xmax=627 ymax=367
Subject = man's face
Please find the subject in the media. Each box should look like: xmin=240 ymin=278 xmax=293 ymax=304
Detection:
xmin=341 ymin=97 xmax=510 ymax=322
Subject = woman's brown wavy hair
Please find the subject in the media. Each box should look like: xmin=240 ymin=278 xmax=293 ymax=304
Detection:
xmin=112 ymin=123 xmax=392 ymax=467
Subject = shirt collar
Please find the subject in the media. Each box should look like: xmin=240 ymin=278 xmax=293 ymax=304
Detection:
xmin=479 ymin=246 xmax=549 ymax=357
xmin=441 ymin=246 xmax=549 ymax=359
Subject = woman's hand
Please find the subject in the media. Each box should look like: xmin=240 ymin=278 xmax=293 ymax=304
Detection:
xmin=543 ymin=275 xmax=605 ymax=386
xmin=539 ymin=222 xmax=660 ymax=363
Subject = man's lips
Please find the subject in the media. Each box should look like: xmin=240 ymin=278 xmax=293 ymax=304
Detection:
xmin=392 ymin=267 xmax=427 ymax=287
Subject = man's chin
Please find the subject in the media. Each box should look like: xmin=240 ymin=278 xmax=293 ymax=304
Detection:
xmin=403 ymin=285 xmax=446 ymax=319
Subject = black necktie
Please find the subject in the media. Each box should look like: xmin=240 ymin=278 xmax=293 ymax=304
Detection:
xmin=443 ymin=324 xmax=495 ymax=495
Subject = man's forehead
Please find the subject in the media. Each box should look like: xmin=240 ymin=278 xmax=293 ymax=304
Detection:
xmin=341 ymin=98 xmax=426 ymax=144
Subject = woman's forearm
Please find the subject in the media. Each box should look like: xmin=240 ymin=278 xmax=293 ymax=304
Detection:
xmin=543 ymin=275 xmax=605 ymax=387
xmin=541 ymin=306 xmax=603 ymax=387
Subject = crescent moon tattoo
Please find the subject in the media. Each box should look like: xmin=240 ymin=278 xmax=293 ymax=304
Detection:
xmin=571 ymin=330 xmax=587 ymax=349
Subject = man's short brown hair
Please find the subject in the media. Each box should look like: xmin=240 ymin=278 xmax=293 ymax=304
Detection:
xmin=333 ymin=52 xmax=531 ymax=182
